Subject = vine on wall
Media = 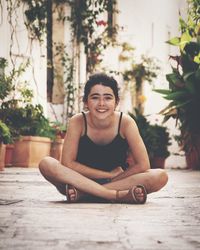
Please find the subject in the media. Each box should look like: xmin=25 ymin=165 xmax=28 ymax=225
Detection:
xmin=66 ymin=0 xmax=119 ymax=73
xmin=54 ymin=42 xmax=75 ymax=119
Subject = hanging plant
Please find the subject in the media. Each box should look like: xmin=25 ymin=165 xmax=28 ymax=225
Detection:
xmin=119 ymin=43 xmax=160 ymax=113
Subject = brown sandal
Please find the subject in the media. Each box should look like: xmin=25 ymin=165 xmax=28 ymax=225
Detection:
xmin=65 ymin=184 xmax=80 ymax=203
xmin=116 ymin=185 xmax=147 ymax=204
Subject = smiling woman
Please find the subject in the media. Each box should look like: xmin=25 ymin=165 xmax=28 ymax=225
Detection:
xmin=39 ymin=73 xmax=168 ymax=204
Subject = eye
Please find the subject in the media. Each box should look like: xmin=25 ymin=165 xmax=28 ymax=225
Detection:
xmin=104 ymin=96 xmax=114 ymax=100
xmin=91 ymin=96 xmax=99 ymax=100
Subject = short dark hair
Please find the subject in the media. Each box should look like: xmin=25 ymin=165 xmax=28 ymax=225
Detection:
xmin=83 ymin=73 xmax=120 ymax=103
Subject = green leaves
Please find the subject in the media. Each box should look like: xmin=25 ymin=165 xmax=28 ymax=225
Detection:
xmin=166 ymin=31 xmax=192 ymax=51
xmin=167 ymin=37 xmax=180 ymax=46
xmin=0 ymin=120 xmax=12 ymax=144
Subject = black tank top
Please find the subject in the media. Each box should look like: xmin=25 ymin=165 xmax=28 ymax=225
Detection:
xmin=76 ymin=112 xmax=129 ymax=171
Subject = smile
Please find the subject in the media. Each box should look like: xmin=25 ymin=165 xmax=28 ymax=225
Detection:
xmin=96 ymin=109 xmax=107 ymax=113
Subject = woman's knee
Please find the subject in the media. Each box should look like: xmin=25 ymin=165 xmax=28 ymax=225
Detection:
xmin=39 ymin=156 xmax=58 ymax=175
xmin=154 ymin=169 xmax=168 ymax=191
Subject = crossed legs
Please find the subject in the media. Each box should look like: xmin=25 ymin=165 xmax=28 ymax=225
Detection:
xmin=39 ymin=156 xmax=168 ymax=203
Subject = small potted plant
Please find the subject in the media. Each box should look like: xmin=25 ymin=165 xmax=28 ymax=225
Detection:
xmin=50 ymin=121 xmax=67 ymax=161
xmin=0 ymin=121 xmax=12 ymax=171
xmin=147 ymin=125 xmax=171 ymax=168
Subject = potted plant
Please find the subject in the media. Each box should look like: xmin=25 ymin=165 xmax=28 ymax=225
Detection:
xmin=129 ymin=109 xmax=171 ymax=168
xmin=0 ymin=102 xmax=56 ymax=168
xmin=10 ymin=104 xmax=55 ymax=168
xmin=147 ymin=125 xmax=171 ymax=168
xmin=0 ymin=121 xmax=12 ymax=171
xmin=154 ymin=0 xmax=200 ymax=169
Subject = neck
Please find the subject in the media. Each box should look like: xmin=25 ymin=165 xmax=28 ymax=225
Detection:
xmin=88 ymin=112 xmax=115 ymax=130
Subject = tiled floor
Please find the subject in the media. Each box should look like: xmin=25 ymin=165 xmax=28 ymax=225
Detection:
xmin=0 ymin=167 xmax=200 ymax=250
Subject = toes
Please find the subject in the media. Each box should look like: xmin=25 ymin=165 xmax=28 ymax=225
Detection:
xmin=68 ymin=189 xmax=75 ymax=195
xmin=134 ymin=186 xmax=146 ymax=203
xmin=68 ymin=188 xmax=76 ymax=201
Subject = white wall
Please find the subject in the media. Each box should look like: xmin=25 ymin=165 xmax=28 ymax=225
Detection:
xmin=0 ymin=1 xmax=47 ymax=113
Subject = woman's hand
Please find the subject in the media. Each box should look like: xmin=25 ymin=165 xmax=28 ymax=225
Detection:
xmin=110 ymin=166 xmax=124 ymax=180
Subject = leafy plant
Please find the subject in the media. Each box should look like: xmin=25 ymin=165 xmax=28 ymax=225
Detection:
xmin=0 ymin=120 xmax=12 ymax=144
xmin=129 ymin=109 xmax=171 ymax=161
xmin=154 ymin=0 xmax=200 ymax=167
xmin=0 ymin=103 xmax=55 ymax=140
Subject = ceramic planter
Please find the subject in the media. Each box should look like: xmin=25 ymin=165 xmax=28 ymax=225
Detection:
xmin=5 ymin=144 xmax=14 ymax=167
xmin=150 ymin=157 xmax=166 ymax=169
xmin=12 ymin=136 xmax=51 ymax=168
xmin=185 ymin=146 xmax=200 ymax=170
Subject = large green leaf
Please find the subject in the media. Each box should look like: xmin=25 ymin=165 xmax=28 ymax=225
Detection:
xmin=153 ymin=89 xmax=172 ymax=95
xmin=180 ymin=32 xmax=192 ymax=50
xmin=175 ymin=99 xmax=192 ymax=108
xmin=158 ymin=102 xmax=177 ymax=115
xmin=166 ymin=37 xmax=180 ymax=46
xmin=183 ymin=71 xmax=195 ymax=81
xmin=163 ymin=90 xmax=189 ymax=101
xmin=195 ymin=67 xmax=200 ymax=79
xmin=183 ymin=71 xmax=196 ymax=93
xmin=166 ymin=73 xmax=180 ymax=85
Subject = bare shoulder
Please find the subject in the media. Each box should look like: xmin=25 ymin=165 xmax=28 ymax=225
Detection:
xmin=67 ymin=113 xmax=84 ymax=135
xmin=69 ymin=113 xmax=83 ymax=123
xmin=121 ymin=113 xmax=137 ymax=128
xmin=121 ymin=113 xmax=139 ymax=137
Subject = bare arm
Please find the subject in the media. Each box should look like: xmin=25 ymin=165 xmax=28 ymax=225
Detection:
xmin=111 ymin=114 xmax=150 ymax=181
xmin=61 ymin=114 xmax=122 ymax=179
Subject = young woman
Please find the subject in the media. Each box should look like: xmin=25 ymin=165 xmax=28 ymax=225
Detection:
xmin=39 ymin=73 xmax=168 ymax=204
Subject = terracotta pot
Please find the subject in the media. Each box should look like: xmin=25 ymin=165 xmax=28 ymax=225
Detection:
xmin=50 ymin=138 xmax=64 ymax=161
xmin=150 ymin=157 xmax=166 ymax=169
xmin=5 ymin=144 xmax=14 ymax=167
xmin=185 ymin=134 xmax=200 ymax=170
xmin=0 ymin=143 xmax=6 ymax=171
xmin=12 ymin=136 xmax=51 ymax=168
xmin=185 ymin=148 xmax=200 ymax=170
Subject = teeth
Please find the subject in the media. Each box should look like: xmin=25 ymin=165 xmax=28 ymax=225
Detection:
xmin=97 ymin=109 xmax=106 ymax=112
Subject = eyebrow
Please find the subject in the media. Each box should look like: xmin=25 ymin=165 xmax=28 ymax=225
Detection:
xmin=89 ymin=93 xmax=114 ymax=97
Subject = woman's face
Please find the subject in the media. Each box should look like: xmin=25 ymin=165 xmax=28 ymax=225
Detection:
xmin=85 ymin=84 xmax=117 ymax=119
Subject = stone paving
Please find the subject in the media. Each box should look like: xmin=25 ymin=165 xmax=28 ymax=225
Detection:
xmin=0 ymin=167 xmax=200 ymax=250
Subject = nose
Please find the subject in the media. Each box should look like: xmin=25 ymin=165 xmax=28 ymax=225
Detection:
xmin=98 ymin=97 xmax=105 ymax=106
